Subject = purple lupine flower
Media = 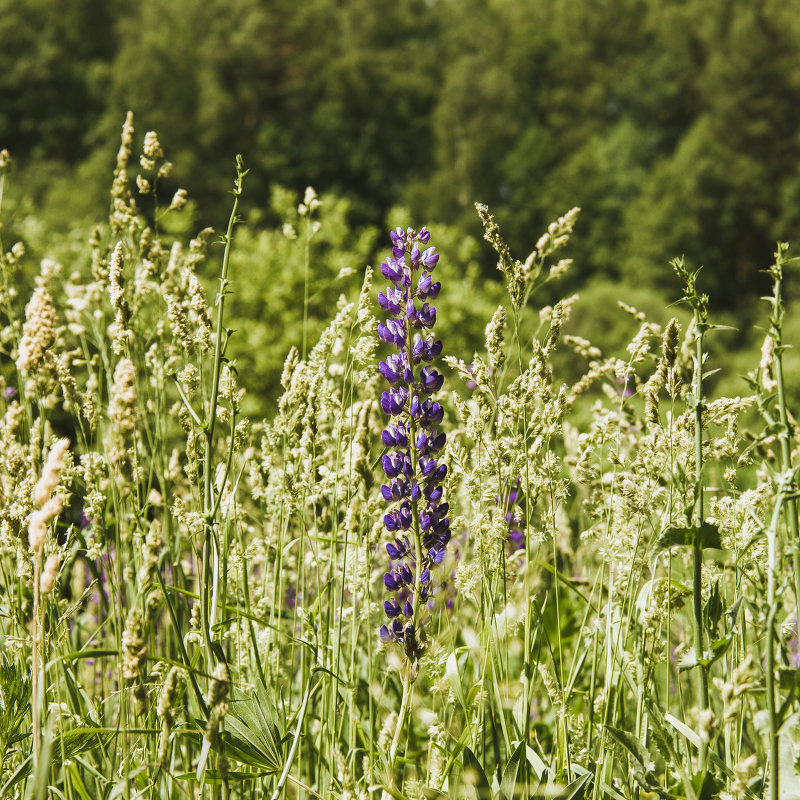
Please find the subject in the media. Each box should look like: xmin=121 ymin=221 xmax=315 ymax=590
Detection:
xmin=497 ymin=478 xmax=526 ymax=554
xmin=377 ymin=226 xmax=451 ymax=662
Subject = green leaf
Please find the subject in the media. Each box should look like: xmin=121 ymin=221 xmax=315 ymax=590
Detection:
xmin=447 ymin=651 xmax=467 ymax=713
xmin=460 ymin=746 xmax=492 ymax=800
xmin=655 ymin=522 xmax=722 ymax=551
xmin=525 ymin=745 xmax=549 ymax=781
xmin=554 ymin=772 xmax=591 ymax=799
xmin=604 ymin=726 xmax=655 ymax=774
xmin=223 ymin=682 xmax=285 ymax=773
xmin=67 ymin=762 xmax=94 ymax=800
xmin=499 ymin=741 xmax=525 ymax=800
xmin=177 ymin=770 xmax=268 ymax=783
xmin=692 ymin=770 xmax=724 ymax=799
xmin=780 ymin=667 xmax=800 ymax=692
xmin=56 ymin=728 xmax=114 ymax=760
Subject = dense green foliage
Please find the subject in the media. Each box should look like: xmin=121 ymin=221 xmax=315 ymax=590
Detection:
xmin=4 ymin=7 xmax=800 ymax=793
xmin=4 ymin=0 xmax=800 ymax=311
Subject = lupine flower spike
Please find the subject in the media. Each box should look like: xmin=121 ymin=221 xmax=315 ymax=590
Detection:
xmin=378 ymin=226 xmax=450 ymax=661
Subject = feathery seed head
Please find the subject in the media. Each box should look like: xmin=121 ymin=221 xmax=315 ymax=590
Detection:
xmin=17 ymin=287 xmax=57 ymax=375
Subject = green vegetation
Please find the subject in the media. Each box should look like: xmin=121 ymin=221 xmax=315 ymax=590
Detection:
xmin=2 ymin=1 xmax=800 ymax=797
xmin=5 ymin=0 xmax=800 ymax=309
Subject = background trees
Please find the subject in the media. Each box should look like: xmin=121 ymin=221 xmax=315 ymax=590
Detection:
xmin=4 ymin=0 xmax=800 ymax=312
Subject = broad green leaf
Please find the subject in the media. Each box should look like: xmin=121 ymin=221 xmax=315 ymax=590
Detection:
xmin=604 ymin=726 xmax=655 ymax=774
xmin=223 ymin=683 xmax=285 ymax=773
xmin=447 ymin=651 xmax=467 ymax=712
xmin=499 ymin=741 xmax=525 ymax=800
xmin=655 ymin=522 xmax=722 ymax=552
xmin=554 ymin=772 xmax=591 ymax=799
xmin=460 ymin=746 xmax=492 ymax=800
xmin=525 ymin=745 xmax=548 ymax=781
xmin=67 ymin=762 xmax=94 ymax=800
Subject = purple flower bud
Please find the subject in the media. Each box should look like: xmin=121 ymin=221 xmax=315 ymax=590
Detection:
xmin=384 ymin=511 xmax=400 ymax=531
xmin=382 ymin=422 xmax=408 ymax=448
xmin=381 ymin=453 xmax=401 ymax=479
xmin=420 ymin=457 xmax=437 ymax=478
xmin=421 ymin=247 xmax=439 ymax=269
xmin=420 ymin=366 xmax=443 ymax=394
xmin=380 ymin=625 xmax=394 ymax=643
xmin=386 ymin=537 xmax=408 ymax=558
xmin=398 ymin=503 xmax=412 ymax=529
xmin=380 ymin=387 xmax=407 ymax=416
xmin=418 ymin=227 xmax=430 ymax=244
xmin=420 ymin=399 xmax=443 ymax=426
xmin=429 ymin=430 xmax=446 ymax=452
xmin=378 ymin=289 xmax=402 ymax=315
xmin=418 ymin=303 xmax=436 ymax=329
xmin=424 ymin=483 xmax=442 ymax=503
xmin=385 ymin=600 xmax=402 ymax=617
xmin=382 ymin=479 xmax=408 ymax=502
xmin=380 ymin=258 xmax=403 ymax=283
xmin=377 ymin=318 xmax=406 ymax=348
xmin=384 ymin=571 xmax=400 ymax=591
xmin=379 ymin=358 xmax=401 ymax=384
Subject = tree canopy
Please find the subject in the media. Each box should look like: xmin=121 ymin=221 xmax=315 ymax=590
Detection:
xmin=3 ymin=0 xmax=800 ymax=308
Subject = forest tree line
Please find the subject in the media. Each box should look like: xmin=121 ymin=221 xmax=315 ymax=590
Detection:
xmin=3 ymin=0 xmax=800 ymax=310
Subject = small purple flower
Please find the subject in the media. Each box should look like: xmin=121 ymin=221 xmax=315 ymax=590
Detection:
xmin=498 ymin=478 xmax=526 ymax=555
xmin=616 ymin=374 xmax=636 ymax=398
xmin=377 ymin=226 xmax=451 ymax=662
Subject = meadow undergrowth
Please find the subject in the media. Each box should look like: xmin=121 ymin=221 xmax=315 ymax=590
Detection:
xmin=0 ymin=116 xmax=797 ymax=800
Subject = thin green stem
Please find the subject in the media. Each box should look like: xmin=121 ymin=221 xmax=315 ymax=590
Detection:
xmin=201 ymin=156 xmax=246 ymax=668
xmin=691 ymin=319 xmax=709 ymax=773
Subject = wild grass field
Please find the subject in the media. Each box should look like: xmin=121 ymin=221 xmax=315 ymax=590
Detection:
xmin=0 ymin=115 xmax=799 ymax=800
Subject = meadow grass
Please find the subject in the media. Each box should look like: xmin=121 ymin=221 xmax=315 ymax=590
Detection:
xmin=0 ymin=117 xmax=797 ymax=800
